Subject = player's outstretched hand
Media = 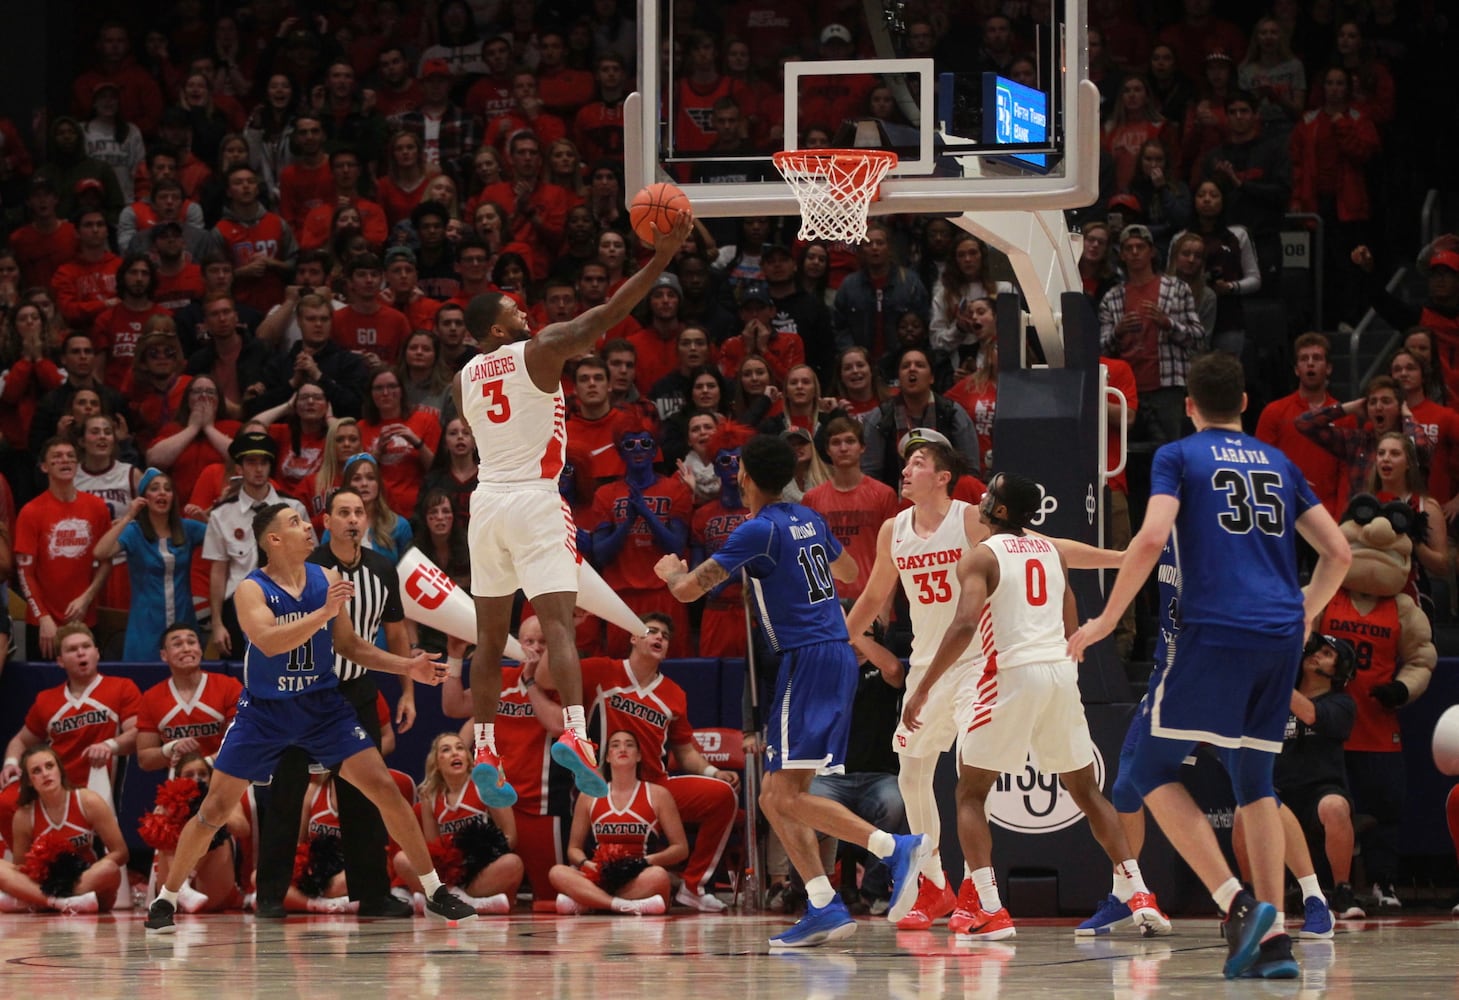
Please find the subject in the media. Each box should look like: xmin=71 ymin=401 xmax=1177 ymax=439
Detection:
xmin=654 ymin=554 xmax=689 ymax=582
xmin=901 ymin=688 xmax=929 ymax=732
xmin=405 ymin=650 xmax=449 ymax=686
xmin=325 ymin=580 xmax=355 ymax=618
xmin=1066 ymin=617 xmax=1113 ymax=662
xmin=652 ymin=211 xmax=695 ymax=258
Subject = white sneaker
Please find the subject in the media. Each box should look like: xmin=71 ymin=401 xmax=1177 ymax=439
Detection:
xmin=306 ymin=896 xmax=358 ymax=914
xmin=411 ymin=892 xmax=428 ymax=916
xmin=1373 ymin=883 xmax=1402 ymax=908
xmin=477 ymin=893 xmax=511 ymax=915
xmin=612 ymin=895 xmax=666 ymax=915
xmin=555 ymin=892 xmax=584 ymax=915
xmin=675 ymin=884 xmax=727 ymax=912
xmin=242 ymin=892 xmax=257 ymax=912
xmin=49 ymin=891 xmax=99 ymax=914
xmin=178 ymin=881 xmax=211 ymax=913
xmin=0 ymin=891 xmax=29 ymax=913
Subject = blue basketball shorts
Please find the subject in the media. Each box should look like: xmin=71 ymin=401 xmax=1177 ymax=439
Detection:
xmin=214 ymin=687 xmax=375 ymax=784
xmin=764 ymin=640 xmax=859 ymax=775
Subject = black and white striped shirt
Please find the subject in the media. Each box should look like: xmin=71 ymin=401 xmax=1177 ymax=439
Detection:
xmin=307 ymin=544 xmax=405 ymax=682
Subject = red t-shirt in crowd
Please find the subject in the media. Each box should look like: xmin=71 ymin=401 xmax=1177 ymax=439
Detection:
xmin=566 ymin=407 xmax=637 ymax=481
xmin=92 ymin=301 xmax=174 ymax=389
xmin=1255 ymin=389 xmax=1345 ymax=516
xmin=155 ymin=263 xmax=206 ymax=312
xmin=330 ymin=303 xmax=413 ymax=363
xmin=9 ymin=221 xmax=78 ymax=289
xmin=13 ymin=490 xmax=113 ymax=624
xmin=277 ymin=158 xmax=336 ymax=232
xmin=590 ymin=475 xmax=693 ymax=591
xmin=802 ymin=475 xmax=900 ymax=601
xmin=358 ymin=409 xmax=442 ymax=513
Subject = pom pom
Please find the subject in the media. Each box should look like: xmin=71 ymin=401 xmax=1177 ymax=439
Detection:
xmin=23 ymin=831 xmax=90 ymax=898
xmin=294 ymin=835 xmax=347 ymax=898
xmin=598 ymin=857 xmax=651 ymax=897
xmin=451 ymin=820 xmax=511 ymax=884
xmin=138 ymin=777 xmax=205 ymax=851
xmin=427 ymin=836 xmax=465 ymax=888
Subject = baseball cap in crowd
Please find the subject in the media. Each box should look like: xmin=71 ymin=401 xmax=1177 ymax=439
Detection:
xmin=820 ymin=24 xmax=853 ymax=45
xmin=29 ymin=176 xmax=56 ymax=195
xmin=762 ymin=242 xmax=795 ymax=260
xmin=1205 ymin=48 xmax=1234 ymax=64
xmin=898 ymin=426 xmax=952 ymax=458
xmin=229 ymin=431 xmax=278 ymax=464
xmin=1107 ymin=193 xmax=1143 ymax=215
xmin=420 ymin=58 xmax=452 ymax=80
xmin=384 ymin=245 xmax=417 ymax=267
xmin=783 ymin=426 xmax=813 ymax=444
xmin=739 ymin=280 xmax=772 ymax=306
xmin=652 ymin=272 xmax=682 ymax=296
xmin=74 ymin=177 xmax=105 ymax=196
xmin=1120 ymin=224 xmax=1155 ymax=246
xmin=1428 ymin=250 xmax=1459 ymax=273
xmin=154 ymin=220 xmax=184 ymax=236
xmin=136 ymin=466 xmax=166 ymax=495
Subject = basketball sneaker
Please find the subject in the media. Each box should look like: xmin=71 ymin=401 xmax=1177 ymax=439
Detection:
xmin=768 ymin=896 xmax=857 ymax=948
xmin=1221 ymin=889 xmax=1276 ymax=979
xmin=1298 ymin=896 xmax=1334 ymax=939
xmin=895 ymin=876 xmax=957 ymax=930
xmin=675 ymin=884 xmax=729 ymax=912
xmin=1372 ymin=883 xmax=1402 ymax=909
xmin=556 ymin=893 xmax=585 ymax=915
xmin=425 ymin=885 xmax=478 ymax=924
xmin=1331 ymin=882 xmax=1365 ymax=919
xmin=1076 ymin=894 xmax=1133 ymax=936
xmin=884 ymin=833 xmax=933 ymax=923
xmin=953 ymin=905 xmax=1016 ymax=942
xmin=552 ymin=730 xmax=609 ymax=798
xmin=947 ymin=879 xmax=982 ymax=934
xmin=471 ymin=745 xmax=518 ymax=807
xmin=1128 ymin=891 xmax=1171 ymax=936
xmin=145 ymin=897 xmax=177 ymax=933
xmin=1240 ymin=933 xmax=1300 ymax=979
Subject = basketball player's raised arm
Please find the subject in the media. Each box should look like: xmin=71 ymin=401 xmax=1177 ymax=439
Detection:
xmin=903 ymin=547 xmax=995 ymax=731
xmin=528 ymin=213 xmax=694 ymax=372
xmin=844 ymin=520 xmax=899 ymax=640
xmin=1067 ymin=494 xmax=1179 ymax=661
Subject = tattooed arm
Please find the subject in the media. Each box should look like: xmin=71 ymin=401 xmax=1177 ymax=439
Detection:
xmin=654 ymin=553 xmax=730 ymax=603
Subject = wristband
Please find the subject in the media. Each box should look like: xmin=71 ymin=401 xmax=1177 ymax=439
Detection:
xmin=104 ymin=739 xmax=120 ymax=753
xmin=523 ymin=676 xmax=537 ymax=690
xmin=446 ymin=656 xmax=463 ymax=678
xmin=700 ymin=764 xmax=720 ymax=778
xmin=161 ymin=740 xmax=179 ymax=758
xmin=3 ymin=757 xmax=17 ymax=769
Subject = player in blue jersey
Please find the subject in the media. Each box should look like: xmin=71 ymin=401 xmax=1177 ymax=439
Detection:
xmin=145 ymin=503 xmax=476 ymax=932
xmin=656 ymin=434 xmax=930 ymax=949
xmin=1069 ymin=353 xmax=1351 ymax=979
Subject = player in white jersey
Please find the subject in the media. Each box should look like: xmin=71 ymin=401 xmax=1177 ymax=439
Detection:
xmin=903 ymin=472 xmax=1168 ymax=942
xmin=846 ymin=429 xmax=1135 ymax=931
xmin=452 ymin=209 xmax=694 ymax=809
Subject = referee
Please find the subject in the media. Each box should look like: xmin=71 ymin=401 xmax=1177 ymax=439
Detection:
xmin=253 ymin=486 xmax=415 ymax=917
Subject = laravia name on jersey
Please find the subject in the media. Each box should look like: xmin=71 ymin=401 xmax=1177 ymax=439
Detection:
xmin=896 ymin=548 xmax=962 ymax=570
xmin=1209 ymin=445 xmax=1271 ymax=464
xmin=468 ymin=353 xmax=519 ymax=380
xmin=607 ymin=694 xmax=669 ymax=729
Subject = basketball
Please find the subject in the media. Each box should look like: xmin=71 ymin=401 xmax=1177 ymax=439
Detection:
xmin=1434 ymin=705 xmax=1459 ymax=776
xmin=630 ymin=182 xmax=692 ymax=245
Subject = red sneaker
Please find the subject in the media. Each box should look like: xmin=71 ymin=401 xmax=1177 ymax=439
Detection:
xmin=1128 ymin=890 xmax=1171 ymax=936
xmin=947 ymin=879 xmax=982 ymax=934
xmin=551 ymin=731 xmax=608 ymax=797
xmin=896 ymin=875 xmax=959 ymax=930
xmin=471 ymin=746 xmax=518 ymax=807
xmin=954 ymin=905 xmax=1016 ymax=942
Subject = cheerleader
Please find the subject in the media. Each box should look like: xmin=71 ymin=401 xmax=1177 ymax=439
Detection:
xmin=0 ymin=746 xmax=128 ymax=913
xmin=141 ymin=752 xmax=247 ymax=912
xmin=285 ymin=775 xmax=355 ymax=913
xmin=394 ymin=733 xmax=523 ymax=915
xmin=549 ymin=731 xmax=687 ymax=914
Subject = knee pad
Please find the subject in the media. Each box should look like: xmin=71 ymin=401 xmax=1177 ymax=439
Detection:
xmin=1222 ymin=747 xmax=1277 ymax=807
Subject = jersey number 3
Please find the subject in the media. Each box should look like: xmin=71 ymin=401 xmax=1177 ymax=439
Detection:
xmin=1212 ymin=468 xmax=1285 ymax=535
xmin=480 ymin=379 xmax=511 ymax=423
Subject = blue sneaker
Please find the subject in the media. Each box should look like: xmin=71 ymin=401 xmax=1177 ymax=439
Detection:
xmin=1076 ymin=894 xmax=1133 ymax=936
xmin=883 ymin=834 xmax=933 ymax=924
xmin=551 ymin=731 xmax=609 ymax=798
xmin=1240 ymin=933 xmax=1300 ymax=979
xmin=769 ymin=897 xmax=857 ymax=948
xmin=471 ymin=746 xmax=518 ymax=807
xmin=1222 ymin=890 xmax=1277 ymax=979
xmin=1298 ymin=896 xmax=1334 ymax=939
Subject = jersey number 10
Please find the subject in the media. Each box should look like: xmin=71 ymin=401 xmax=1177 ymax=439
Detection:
xmin=798 ymin=544 xmax=835 ymax=604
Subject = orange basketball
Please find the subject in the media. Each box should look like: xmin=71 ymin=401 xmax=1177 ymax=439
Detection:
xmin=629 ymin=182 xmax=692 ymax=245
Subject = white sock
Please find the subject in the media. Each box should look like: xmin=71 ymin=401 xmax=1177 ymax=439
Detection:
xmin=964 ymin=863 xmax=975 ymax=882
xmin=972 ymin=867 xmax=1001 ymax=912
xmin=1112 ymin=859 xmax=1148 ymax=902
xmin=805 ymin=875 xmax=836 ymax=908
xmin=157 ymin=885 xmax=179 ymax=907
xmin=563 ymin=705 xmax=586 ymax=737
xmin=1297 ymin=874 xmax=1324 ymax=902
xmin=866 ymin=830 xmax=896 ymax=859
xmin=474 ymin=723 xmax=496 ymax=754
xmin=420 ymin=871 xmax=444 ymax=897
xmin=1213 ymin=877 xmax=1242 ymax=914
xmin=924 ymin=853 xmax=947 ymax=888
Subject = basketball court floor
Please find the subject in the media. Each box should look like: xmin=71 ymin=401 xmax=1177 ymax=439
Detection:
xmin=3 ymin=911 xmax=1456 ymax=999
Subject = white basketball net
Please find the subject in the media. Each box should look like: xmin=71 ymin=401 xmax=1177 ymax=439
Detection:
xmin=773 ymin=150 xmax=898 ymax=244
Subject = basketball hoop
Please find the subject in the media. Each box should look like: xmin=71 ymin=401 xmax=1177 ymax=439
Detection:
xmin=772 ymin=149 xmax=898 ymax=244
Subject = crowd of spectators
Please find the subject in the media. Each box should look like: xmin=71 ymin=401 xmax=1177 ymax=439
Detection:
xmin=0 ymin=0 xmax=1455 ymax=914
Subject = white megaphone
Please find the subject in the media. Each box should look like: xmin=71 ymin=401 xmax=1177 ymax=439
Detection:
xmin=576 ymin=558 xmax=649 ymax=637
xmin=397 ymin=548 xmax=525 ymax=661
